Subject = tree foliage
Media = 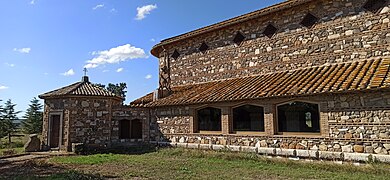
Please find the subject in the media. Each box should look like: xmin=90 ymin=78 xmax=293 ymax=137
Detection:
xmin=0 ymin=100 xmax=7 ymax=139
xmin=21 ymin=97 xmax=43 ymax=134
xmin=94 ymin=82 xmax=127 ymax=100
xmin=1 ymin=99 xmax=21 ymax=144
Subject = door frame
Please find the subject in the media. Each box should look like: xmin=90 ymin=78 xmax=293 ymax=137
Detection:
xmin=48 ymin=111 xmax=63 ymax=149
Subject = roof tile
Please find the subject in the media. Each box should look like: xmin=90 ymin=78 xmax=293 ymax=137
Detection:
xmin=131 ymin=58 xmax=390 ymax=107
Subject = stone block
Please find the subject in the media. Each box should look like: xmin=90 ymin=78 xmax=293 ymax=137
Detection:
xmin=319 ymin=151 xmax=342 ymax=160
xmin=199 ymin=144 xmax=212 ymax=150
xmin=296 ymin=150 xmax=318 ymax=159
xmin=24 ymin=134 xmax=41 ymax=152
xmin=226 ymin=145 xmax=240 ymax=152
xmin=342 ymin=145 xmax=352 ymax=152
xmin=176 ymin=143 xmax=187 ymax=148
xmin=187 ymin=143 xmax=199 ymax=149
xmin=344 ymin=153 xmax=370 ymax=162
xmin=275 ymin=148 xmax=295 ymax=157
xmin=258 ymin=147 xmax=275 ymax=155
xmin=241 ymin=146 xmax=257 ymax=153
xmin=372 ymin=154 xmax=390 ymax=163
xmin=212 ymin=145 xmax=225 ymax=151
xmin=353 ymin=145 xmax=364 ymax=153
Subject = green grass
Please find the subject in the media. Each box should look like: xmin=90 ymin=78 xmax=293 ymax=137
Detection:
xmin=0 ymin=134 xmax=28 ymax=149
xmin=48 ymin=148 xmax=390 ymax=180
xmin=0 ymin=134 xmax=28 ymax=156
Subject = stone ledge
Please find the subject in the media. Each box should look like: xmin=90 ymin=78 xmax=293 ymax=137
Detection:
xmin=154 ymin=142 xmax=390 ymax=163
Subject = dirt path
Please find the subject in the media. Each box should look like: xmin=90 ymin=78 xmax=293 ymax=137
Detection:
xmin=0 ymin=152 xmax=76 ymax=179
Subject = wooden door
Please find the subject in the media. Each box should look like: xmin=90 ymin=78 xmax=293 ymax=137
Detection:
xmin=49 ymin=115 xmax=61 ymax=148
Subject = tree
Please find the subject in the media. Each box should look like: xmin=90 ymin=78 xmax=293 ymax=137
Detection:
xmin=0 ymin=100 xmax=7 ymax=140
xmin=94 ymin=82 xmax=127 ymax=100
xmin=21 ymin=97 xmax=43 ymax=134
xmin=2 ymin=99 xmax=21 ymax=144
xmin=107 ymin=83 xmax=127 ymax=99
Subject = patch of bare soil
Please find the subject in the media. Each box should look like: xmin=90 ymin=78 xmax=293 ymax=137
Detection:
xmin=0 ymin=159 xmax=65 ymax=179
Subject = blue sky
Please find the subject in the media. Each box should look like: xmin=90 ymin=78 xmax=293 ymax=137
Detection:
xmin=0 ymin=0 xmax=283 ymax=115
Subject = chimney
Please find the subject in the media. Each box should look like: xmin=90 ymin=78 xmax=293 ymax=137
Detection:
xmin=82 ymin=76 xmax=89 ymax=82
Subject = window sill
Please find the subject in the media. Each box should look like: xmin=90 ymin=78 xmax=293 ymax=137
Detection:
xmin=197 ymin=131 xmax=223 ymax=135
xmin=232 ymin=131 xmax=266 ymax=136
xmin=275 ymin=132 xmax=322 ymax=138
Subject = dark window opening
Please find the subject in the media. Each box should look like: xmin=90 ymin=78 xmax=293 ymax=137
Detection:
xmin=277 ymin=101 xmax=320 ymax=133
xmin=233 ymin=31 xmax=245 ymax=45
xmin=363 ymin=0 xmax=387 ymax=13
xmin=197 ymin=107 xmax=221 ymax=131
xmin=199 ymin=42 xmax=209 ymax=53
xmin=263 ymin=24 xmax=278 ymax=38
xmin=119 ymin=120 xmax=130 ymax=139
xmin=131 ymin=119 xmax=142 ymax=139
xmin=233 ymin=105 xmax=264 ymax=132
xmin=171 ymin=49 xmax=180 ymax=60
xmin=300 ymin=13 xmax=319 ymax=28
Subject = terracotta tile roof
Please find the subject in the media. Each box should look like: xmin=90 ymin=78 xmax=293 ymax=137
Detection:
xmin=131 ymin=58 xmax=390 ymax=107
xmin=151 ymin=0 xmax=313 ymax=57
xmin=39 ymin=77 xmax=123 ymax=100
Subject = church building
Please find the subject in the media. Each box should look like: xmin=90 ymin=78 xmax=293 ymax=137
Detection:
xmin=40 ymin=0 xmax=390 ymax=161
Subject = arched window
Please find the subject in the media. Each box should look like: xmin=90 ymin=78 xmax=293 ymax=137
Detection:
xmin=277 ymin=101 xmax=320 ymax=133
xmin=119 ymin=119 xmax=130 ymax=139
xmin=197 ymin=107 xmax=221 ymax=131
xmin=233 ymin=105 xmax=264 ymax=132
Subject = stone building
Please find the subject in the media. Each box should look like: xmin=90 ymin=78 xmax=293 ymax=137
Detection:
xmin=40 ymin=0 xmax=390 ymax=161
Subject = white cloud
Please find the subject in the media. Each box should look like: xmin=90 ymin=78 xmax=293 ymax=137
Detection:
xmin=116 ymin=68 xmax=124 ymax=72
xmin=150 ymin=38 xmax=156 ymax=42
xmin=61 ymin=69 xmax=75 ymax=76
xmin=145 ymin=74 xmax=152 ymax=79
xmin=93 ymin=4 xmax=104 ymax=10
xmin=44 ymin=72 xmax=49 ymax=75
xmin=13 ymin=47 xmax=31 ymax=54
xmin=4 ymin=63 xmax=15 ymax=67
xmin=136 ymin=4 xmax=157 ymax=20
xmin=0 ymin=85 xmax=9 ymax=90
xmin=110 ymin=8 xmax=117 ymax=13
xmin=102 ymin=70 xmax=109 ymax=73
xmin=30 ymin=0 xmax=35 ymax=5
xmin=84 ymin=44 xmax=147 ymax=69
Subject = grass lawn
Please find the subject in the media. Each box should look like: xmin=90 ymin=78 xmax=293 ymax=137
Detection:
xmin=30 ymin=148 xmax=390 ymax=179
xmin=0 ymin=135 xmax=27 ymax=157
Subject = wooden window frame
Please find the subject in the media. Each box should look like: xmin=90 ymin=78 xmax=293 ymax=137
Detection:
xmin=275 ymin=100 xmax=322 ymax=136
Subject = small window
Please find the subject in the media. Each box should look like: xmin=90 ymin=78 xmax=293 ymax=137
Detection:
xmin=300 ymin=13 xmax=319 ymax=28
xmin=197 ymin=107 xmax=221 ymax=131
xmin=277 ymin=101 xmax=320 ymax=133
xmin=199 ymin=42 xmax=209 ymax=53
xmin=171 ymin=49 xmax=180 ymax=60
xmin=363 ymin=0 xmax=387 ymax=13
xmin=233 ymin=31 xmax=245 ymax=45
xmin=131 ymin=119 xmax=142 ymax=139
xmin=233 ymin=105 xmax=264 ymax=132
xmin=263 ymin=24 xmax=278 ymax=38
xmin=119 ymin=119 xmax=130 ymax=139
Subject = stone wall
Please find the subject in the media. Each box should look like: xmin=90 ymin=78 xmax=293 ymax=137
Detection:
xmin=112 ymin=106 xmax=150 ymax=144
xmin=42 ymin=97 xmax=121 ymax=151
xmin=158 ymin=0 xmax=390 ymax=86
xmin=150 ymin=90 xmax=390 ymax=156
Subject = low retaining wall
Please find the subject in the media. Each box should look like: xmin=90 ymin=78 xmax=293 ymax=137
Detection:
xmin=153 ymin=141 xmax=390 ymax=163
